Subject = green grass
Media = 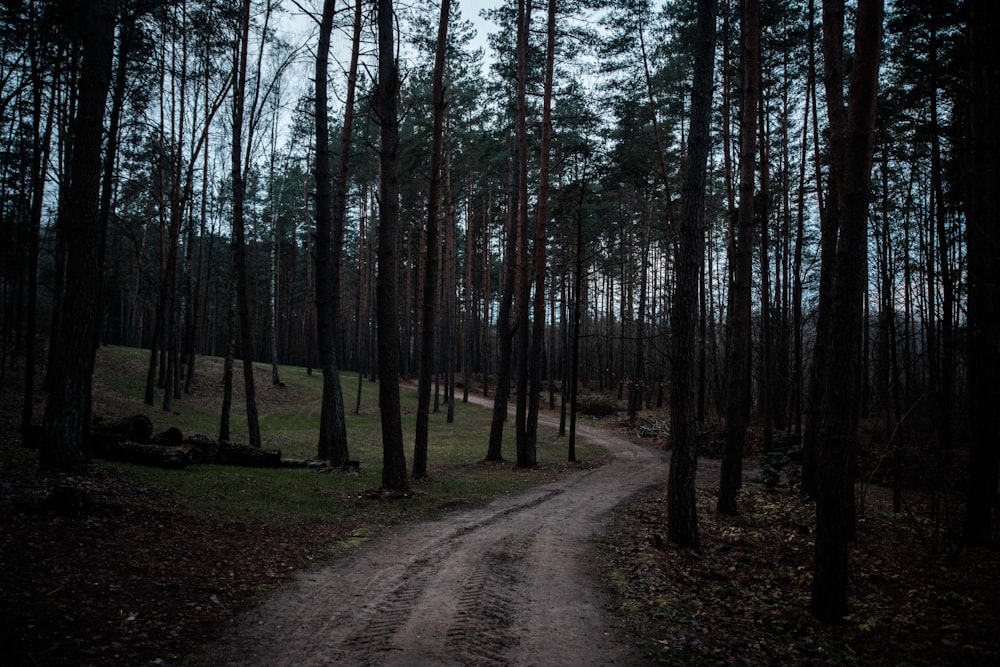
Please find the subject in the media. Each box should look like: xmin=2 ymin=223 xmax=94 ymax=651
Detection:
xmin=94 ymin=345 xmax=608 ymax=527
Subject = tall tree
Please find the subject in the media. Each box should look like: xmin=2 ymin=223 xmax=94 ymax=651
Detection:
xmin=667 ymin=0 xmax=715 ymax=550
xmin=810 ymin=0 xmax=883 ymax=623
xmin=718 ymin=0 xmax=759 ymax=516
xmin=40 ymin=0 xmax=116 ymax=473
xmin=801 ymin=0 xmax=834 ymax=501
xmin=143 ymin=1 xmax=231 ymax=412
xmin=376 ymin=0 xmax=408 ymax=491
xmin=485 ymin=147 xmax=518 ymax=463
xmin=20 ymin=9 xmax=55 ymax=439
xmin=962 ymin=0 xmax=1000 ymax=545
xmin=512 ymin=0 xmax=534 ymax=469
xmin=229 ymin=0 xmax=262 ymax=449
xmin=414 ymin=0 xmax=451 ymax=480
xmin=525 ymin=0 xmax=556 ymax=462
xmin=313 ymin=0 xmax=350 ymax=466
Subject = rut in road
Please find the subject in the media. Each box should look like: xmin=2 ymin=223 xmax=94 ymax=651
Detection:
xmin=203 ymin=418 xmax=667 ymax=666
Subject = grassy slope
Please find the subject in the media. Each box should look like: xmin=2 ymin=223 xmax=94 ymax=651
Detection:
xmin=93 ymin=345 xmax=607 ymax=527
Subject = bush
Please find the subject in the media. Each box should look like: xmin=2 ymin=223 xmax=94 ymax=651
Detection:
xmin=577 ymin=393 xmax=618 ymax=417
xmin=761 ymin=446 xmax=802 ymax=489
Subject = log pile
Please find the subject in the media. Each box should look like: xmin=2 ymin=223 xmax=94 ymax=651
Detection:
xmin=88 ymin=415 xmax=283 ymax=469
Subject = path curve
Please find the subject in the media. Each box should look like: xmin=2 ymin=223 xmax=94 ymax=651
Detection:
xmin=203 ymin=409 xmax=667 ymax=666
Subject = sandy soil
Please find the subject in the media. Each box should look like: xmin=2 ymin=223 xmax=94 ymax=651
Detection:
xmin=200 ymin=411 xmax=667 ymax=666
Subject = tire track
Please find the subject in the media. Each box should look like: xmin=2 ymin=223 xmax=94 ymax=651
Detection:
xmin=446 ymin=533 xmax=535 ymax=665
xmin=201 ymin=407 xmax=666 ymax=666
xmin=342 ymin=566 xmax=429 ymax=661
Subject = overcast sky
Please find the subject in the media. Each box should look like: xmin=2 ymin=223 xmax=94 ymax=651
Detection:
xmin=458 ymin=0 xmax=500 ymax=59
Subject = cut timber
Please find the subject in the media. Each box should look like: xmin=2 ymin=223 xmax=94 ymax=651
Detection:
xmin=153 ymin=427 xmax=184 ymax=446
xmin=91 ymin=439 xmax=196 ymax=469
xmin=213 ymin=441 xmax=282 ymax=467
xmin=91 ymin=414 xmax=154 ymax=445
xmin=88 ymin=416 xmax=285 ymax=468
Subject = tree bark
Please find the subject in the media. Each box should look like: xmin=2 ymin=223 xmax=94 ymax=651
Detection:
xmin=40 ymin=0 xmax=116 ymax=473
xmin=526 ymin=0 xmax=556 ymax=462
xmin=719 ymin=0 xmax=758 ymax=516
xmin=485 ymin=153 xmax=519 ymax=462
xmin=801 ymin=0 xmax=829 ymax=500
xmin=230 ymin=0 xmax=262 ymax=449
xmin=414 ymin=0 xmax=451 ymax=479
xmin=628 ymin=216 xmax=650 ymax=421
xmin=314 ymin=0 xmax=351 ymax=465
xmin=811 ymin=0 xmax=883 ymax=623
xmin=962 ymin=0 xmax=1000 ymax=545
xmin=668 ymin=0 xmax=715 ymax=550
xmin=376 ymin=0 xmax=408 ymax=491
xmin=20 ymin=21 xmax=55 ymax=439
xmin=513 ymin=0 xmax=534 ymax=469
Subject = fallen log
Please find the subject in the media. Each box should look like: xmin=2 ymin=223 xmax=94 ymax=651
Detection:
xmin=89 ymin=415 xmax=286 ymax=468
xmin=183 ymin=434 xmax=217 ymax=463
xmin=153 ymin=426 xmax=184 ymax=446
xmin=178 ymin=435 xmax=281 ymax=467
xmin=213 ymin=441 xmax=283 ymax=467
xmin=91 ymin=439 xmax=196 ymax=469
xmin=91 ymin=414 xmax=154 ymax=446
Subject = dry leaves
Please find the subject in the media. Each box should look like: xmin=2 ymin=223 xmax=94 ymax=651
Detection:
xmin=600 ymin=479 xmax=1000 ymax=665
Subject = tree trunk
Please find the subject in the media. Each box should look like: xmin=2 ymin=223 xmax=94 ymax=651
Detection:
xmin=791 ymin=18 xmax=812 ymax=438
xmin=414 ymin=0 xmax=451 ymax=479
xmin=219 ymin=269 xmax=236 ymax=442
xmin=526 ymin=0 xmax=556 ymax=463
xmin=962 ymin=0 xmax=1000 ymax=545
xmin=268 ymin=121 xmax=282 ymax=388
xmin=668 ymin=0 xmax=716 ymax=550
xmin=801 ymin=0 xmax=829 ymax=500
xmin=444 ymin=156 xmax=457 ymax=425
xmin=40 ymin=0 xmax=116 ymax=473
xmin=231 ymin=0 xmax=261 ymax=449
xmin=811 ymin=0 xmax=883 ymax=623
xmin=568 ymin=181 xmax=587 ymax=462
xmin=463 ymin=175 xmax=474 ymax=405
xmin=486 ymin=148 xmax=519 ymax=463
xmin=757 ymin=82 xmax=774 ymax=452
xmin=928 ymin=17 xmax=954 ymax=510
xmin=628 ymin=216 xmax=650 ymax=421
xmin=376 ymin=0 xmax=408 ymax=491
xmin=313 ymin=0 xmax=351 ymax=465
xmin=719 ymin=0 xmax=758 ymax=516
xmin=513 ymin=0 xmax=533 ymax=469
xmin=20 ymin=24 xmax=55 ymax=439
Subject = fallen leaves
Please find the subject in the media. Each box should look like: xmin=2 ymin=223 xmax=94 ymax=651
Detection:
xmin=0 ymin=458 xmax=344 ymax=666
xmin=600 ymin=480 xmax=1000 ymax=666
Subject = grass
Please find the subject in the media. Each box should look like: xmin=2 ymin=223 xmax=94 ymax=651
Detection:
xmin=93 ymin=345 xmax=608 ymax=527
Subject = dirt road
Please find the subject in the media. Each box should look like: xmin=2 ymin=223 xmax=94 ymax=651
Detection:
xmin=202 ymin=414 xmax=667 ymax=666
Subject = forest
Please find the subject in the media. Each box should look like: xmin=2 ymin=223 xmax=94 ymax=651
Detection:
xmin=0 ymin=0 xmax=997 ymax=632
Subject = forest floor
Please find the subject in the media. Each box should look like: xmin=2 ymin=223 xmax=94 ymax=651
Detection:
xmin=2 ymin=380 xmax=999 ymax=665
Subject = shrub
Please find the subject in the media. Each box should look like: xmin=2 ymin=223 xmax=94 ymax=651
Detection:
xmin=577 ymin=393 xmax=618 ymax=417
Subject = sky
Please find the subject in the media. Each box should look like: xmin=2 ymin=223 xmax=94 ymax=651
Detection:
xmin=278 ymin=1 xmax=504 ymax=69
xmin=460 ymin=0 xmax=501 ymax=57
